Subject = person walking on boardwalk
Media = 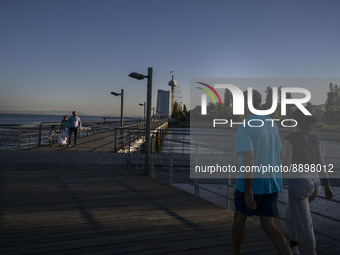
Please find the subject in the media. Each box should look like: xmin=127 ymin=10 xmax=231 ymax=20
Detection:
xmin=68 ymin=111 xmax=82 ymax=147
xmin=48 ymin=125 xmax=57 ymax=147
xmin=284 ymin=110 xmax=333 ymax=255
xmin=232 ymin=90 xmax=291 ymax=255
xmin=59 ymin=115 xmax=70 ymax=146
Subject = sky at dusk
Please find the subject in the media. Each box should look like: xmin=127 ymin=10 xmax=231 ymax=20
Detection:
xmin=1 ymin=0 xmax=340 ymax=116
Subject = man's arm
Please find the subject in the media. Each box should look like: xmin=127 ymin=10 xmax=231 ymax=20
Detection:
xmin=78 ymin=117 xmax=82 ymax=131
xmin=243 ymin=151 xmax=257 ymax=210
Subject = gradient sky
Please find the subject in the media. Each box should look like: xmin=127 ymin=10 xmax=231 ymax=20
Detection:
xmin=1 ymin=0 xmax=340 ymax=116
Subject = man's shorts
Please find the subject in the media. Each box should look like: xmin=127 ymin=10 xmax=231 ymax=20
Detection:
xmin=234 ymin=190 xmax=279 ymax=217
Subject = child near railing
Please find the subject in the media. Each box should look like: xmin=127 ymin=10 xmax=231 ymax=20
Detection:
xmin=48 ymin=125 xmax=57 ymax=147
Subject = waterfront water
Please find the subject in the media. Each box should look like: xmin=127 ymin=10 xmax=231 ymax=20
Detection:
xmin=0 ymin=114 xmax=122 ymax=125
xmin=161 ymin=128 xmax=190 ymax=153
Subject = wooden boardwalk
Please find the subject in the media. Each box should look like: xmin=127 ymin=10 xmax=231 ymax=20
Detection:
xmin=0 ymin=131 xmax=189 ymax=167
xmin=0 ymin=132 xmax=280 ymax=254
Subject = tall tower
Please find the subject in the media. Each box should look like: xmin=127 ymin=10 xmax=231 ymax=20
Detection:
xmin=168 ymin=71 xmax=184 ymax=115
xmin=168 ymin=71 xmax=177 ymax=115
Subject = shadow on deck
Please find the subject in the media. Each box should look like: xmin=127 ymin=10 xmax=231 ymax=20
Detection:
xmin=0 ymin=162 xmax=279 ymax=255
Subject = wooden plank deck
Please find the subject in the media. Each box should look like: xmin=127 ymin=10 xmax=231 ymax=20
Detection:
xmin=0 ymin=132 xmax=280 ymax=254
xmin=0 ymin=131 xmax=189 ymax=167
xmin=0 ymin=164 xmax=279 ymax=255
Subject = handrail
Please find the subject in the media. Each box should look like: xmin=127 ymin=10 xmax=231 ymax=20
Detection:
xmin=114 ymin=119 xmax=168 ymax=153
xmin=0 ymin=119 xmax=140 ymax=151
xmin=143 ymin=134 xmax=340 ymax=228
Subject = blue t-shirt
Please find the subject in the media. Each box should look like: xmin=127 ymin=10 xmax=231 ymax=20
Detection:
xmin=235 ymin=115 xmax=283 ymax=194
xmin=69 ymin=116 xmax=82 ymax=128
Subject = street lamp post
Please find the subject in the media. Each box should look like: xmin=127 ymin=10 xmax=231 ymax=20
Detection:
xmin=110 ymin=89 xmax=124 ymax=128
xmin=111 ymin=89 xmax=124 ymax=151
xmin=139 ymin=102 xmax=146 ymax=121
xmin=129 ymin=67 xmax=152 ymax=175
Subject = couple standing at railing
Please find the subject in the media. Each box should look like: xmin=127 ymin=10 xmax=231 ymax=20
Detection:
xmin=49 ymin=111 xmax=82 ymax=147
xmin=232 ymin=90 xmax=333 ymax=255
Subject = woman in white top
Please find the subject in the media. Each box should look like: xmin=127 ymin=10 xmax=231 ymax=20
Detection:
xmin=59 ymin=115 xmax=70 ymax=146
xmin=284 ymin=110 xmax=333 ymax=255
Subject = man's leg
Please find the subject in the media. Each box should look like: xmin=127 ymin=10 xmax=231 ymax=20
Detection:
xmin=260 ymin=216 xmax=291 ymax=255
xmin=69 ymin=128 xmax=73 ymax=145
xmin=286 ymin=203 xmax=299 ymax=254
xmin=232 ymin=210 xmax=247 ymax=255
xmin=74 ymin=128 xmax=78 ymax=146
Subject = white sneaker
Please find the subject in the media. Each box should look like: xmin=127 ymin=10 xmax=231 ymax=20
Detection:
xmin=291 ymin=246 xmax=300 ymax=255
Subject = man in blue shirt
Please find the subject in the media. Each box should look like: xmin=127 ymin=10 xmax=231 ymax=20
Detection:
xmin=68 ymin=111 xmax=82 ymax=147
xmin=232 ymin=90 xmax=291 ymax=255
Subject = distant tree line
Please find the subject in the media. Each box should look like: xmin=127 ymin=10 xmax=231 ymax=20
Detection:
xmin=324 ymin=83 xmax=340 ymax=124
xmin=171 ymin=102 xmax=189 ymax=121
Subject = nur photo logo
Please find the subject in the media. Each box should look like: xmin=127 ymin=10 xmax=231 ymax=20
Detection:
xmin=197 ymin=82 xmax=312 ymax=117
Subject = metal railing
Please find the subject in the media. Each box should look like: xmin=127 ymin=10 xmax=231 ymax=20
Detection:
xmin=114 ymin=123 xmax=146 ymax=153
xmin=0 ymin=120 xmax=138 ymax=150
xmin=114 ymin=118 xmax=168 ymax=153
xmin=128 ymin=131 xmax=340 ymax=244
xmin=147 ymin=134 xmax=235 ymax=207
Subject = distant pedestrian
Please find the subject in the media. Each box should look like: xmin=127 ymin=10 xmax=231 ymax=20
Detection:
xmin=59 ymin=115 xmax=70 ymax=146
xmin=232 ymin=89 xmax=291 ymax=255
xmin=68 ymin=111 xmax=82 ymax=147
xmin=284 ymin=110 xmax=333 ymax=255
xmin=48 ymin=125 xmax=57 ymax=147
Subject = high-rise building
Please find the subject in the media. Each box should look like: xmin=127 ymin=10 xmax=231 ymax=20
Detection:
xmin=156 ymin=89 xmax=170 ymax=117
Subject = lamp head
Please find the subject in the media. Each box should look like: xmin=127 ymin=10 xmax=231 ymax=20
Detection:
xmin=111 ymin=92 xmax=120 ymax=96
xmin=129 ymin=72 xmax=146 ymax=80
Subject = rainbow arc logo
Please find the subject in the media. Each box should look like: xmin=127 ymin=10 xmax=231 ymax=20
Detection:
xmin=196 ymin=82 xmax=223 ymax=107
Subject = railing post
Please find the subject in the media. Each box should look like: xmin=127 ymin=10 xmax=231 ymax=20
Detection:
xmin=170 ymin=158 xmax=173 ymax=185
xmin=232 ymin=134 xmax=235 ymax=165
xmin=227 ymin=173 xmax=231 ymax=209
xmin=128 ymin=131 xmax=131 ymax=165
xmin=194 ymin=179 xmax=200 ymax=196
xmin=194 ymin=145 xmax=200 ymax=196
xmin=38 ymin=124 xmax=42 ymax=146
xmin=114 ymin=128 xmax=117 ymax=152
xmin=182 ymin=136 xmax=185 ymax=154
xmin=122 ymin=127 xmax=125 ymax=151
xmin=150 ymin=136 xmax=155 ymax=178
xmin=17 ymin=125 xmax=21 ymax=151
